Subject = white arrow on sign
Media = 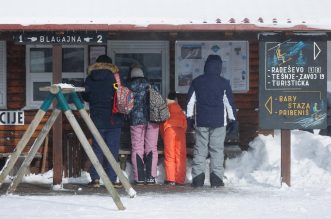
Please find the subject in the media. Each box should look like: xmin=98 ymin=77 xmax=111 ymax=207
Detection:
xmin=314 ymin=42 xmax=321 ymax=60
xmin=27 ymin=37 xmax=37 ymax=42
xmin=84 ymin=37 xmax=93 ymax=42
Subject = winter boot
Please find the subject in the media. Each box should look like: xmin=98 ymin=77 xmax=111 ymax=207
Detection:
xmin=192 ymin=173 xmax=205 ymax=188
xmin=146 ymin=176 xmax=156 ymax=185
xmin=164 ymin=180 xmax=176 ymax=186
xmin=144 ymin=151 xmax=153 ymax=180
xmin=136 ymin=154 xmax=145 ymax=185
xmin=210 ymin=172 xmax=224 ymax=188
xmin=88 ymin=179 xmax=100 ymax=188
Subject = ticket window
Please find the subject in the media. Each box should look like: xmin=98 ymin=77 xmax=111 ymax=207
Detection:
xmin=26 ymin=45 xmax=87 ymax=108
xmin=108 ymin=41 xmax=169 ymax=97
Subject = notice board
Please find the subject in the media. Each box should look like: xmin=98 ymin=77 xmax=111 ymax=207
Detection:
xmin=259 ymin=33 xmax=327 ymax=129
xmin=175 ymin=41 xmax=249 ymax=93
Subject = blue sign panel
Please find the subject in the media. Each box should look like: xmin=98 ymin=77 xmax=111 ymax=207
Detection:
xmin=259 ymin=33 xmax=327 ymax=129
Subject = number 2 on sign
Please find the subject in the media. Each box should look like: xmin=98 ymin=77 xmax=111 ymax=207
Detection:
xmin=97 ymin=35 xmax=102 ymax=43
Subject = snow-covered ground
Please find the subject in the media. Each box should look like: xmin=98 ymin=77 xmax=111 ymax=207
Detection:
xmin=1 ymin=130 xmax=331 ymax=219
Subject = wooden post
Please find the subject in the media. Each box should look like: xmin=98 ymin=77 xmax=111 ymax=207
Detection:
xmin=7 ymin=109 xmax=61 ymax=193
xmin=52 ymin=45 xmax=63 ymax=185
xmin=281 ymin=129 xmax=291 ymax=186
xmin=63 ymin=109 xmax=125 ymax=210
xmin=0 ymin=110 xmax=46 ymax=187
xmin=79 ymin=109 xmax=136 ymax=198
xmin=49 ymin=85 xmax=124 ymax=210
xmin=41 ymin=135 xmax=49 ymax=174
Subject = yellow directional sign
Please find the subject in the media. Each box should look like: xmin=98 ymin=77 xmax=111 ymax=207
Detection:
xmin=265 ymin=96 xmax=272 ymax=114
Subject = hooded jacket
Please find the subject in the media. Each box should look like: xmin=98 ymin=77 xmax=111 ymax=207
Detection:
xmin=82 ymin=63 xmax=123 ymax=129
xmin=127 ymin=77 xmax=150 ymax=126
xmin=186 ymin=55 xmax=237 ymax=128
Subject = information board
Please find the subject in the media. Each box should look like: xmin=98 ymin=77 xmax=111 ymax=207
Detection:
xmin=259 ymin=33 xmax=327 ymax=129
xmin=175 ymin=41 xmax=249 ymax=93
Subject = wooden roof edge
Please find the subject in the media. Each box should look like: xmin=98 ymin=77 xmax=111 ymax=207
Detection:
xmin=0 ymin=23 xmax=328 ymax=32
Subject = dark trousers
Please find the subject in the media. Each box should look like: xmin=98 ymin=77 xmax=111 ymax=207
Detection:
xmin=90 ymin=128 xmax=121 ymax=182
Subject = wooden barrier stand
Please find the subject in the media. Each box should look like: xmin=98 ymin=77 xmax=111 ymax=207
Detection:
xmin=0 ymin=84 xmax=136 ymax=211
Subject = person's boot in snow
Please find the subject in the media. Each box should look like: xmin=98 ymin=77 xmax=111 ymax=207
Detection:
xmin=88 ymin=179 xmax=100 ymax=188
xmin=192 ymin=173 xmax=205 ymax=187
xmin=164 ymin=180 xmax=176 ymax=186
xmin=135 ymin=155 xmax=145 ymax=185
xmin=210 ymin=172 xmax=224 ymax=188
xmin=146 ymin=176 xmax=156 ymax=185
xmin=144 ymin=152 xmax=156 ymax=185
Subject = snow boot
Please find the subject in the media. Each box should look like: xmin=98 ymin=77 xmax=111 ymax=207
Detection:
xmin=146 ymin=176 xmax=156 ymax=185
xmin=210 ymin=172 xmax=224 ymax=188
xmin=88 ymin=179 xmax=100 ymax=188
xmin=136 ymin=154 xmax=145 ymax=184
xmin=192 ymin=173 xmax=205 ymax=187
xmin=144 ymin=151 xmax=153 ymax=179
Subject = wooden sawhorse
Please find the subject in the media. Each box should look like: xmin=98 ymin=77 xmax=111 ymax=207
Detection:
xmin=0 ymin=84 xmax=136 ymax=210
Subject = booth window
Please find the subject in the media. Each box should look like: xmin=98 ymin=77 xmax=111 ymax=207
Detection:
xmin=0 ymin=41 xmax=6 ymax=109
xmin=108 ymin=41 xmax=169 ymax=97
xmin=26 ymin=45 xmax=87 ymax=108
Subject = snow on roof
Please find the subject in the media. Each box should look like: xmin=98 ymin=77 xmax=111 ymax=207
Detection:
xmin=1 ymin=0 xmax=331 ymax=31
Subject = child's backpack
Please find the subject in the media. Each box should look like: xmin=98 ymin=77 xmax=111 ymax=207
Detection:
xmin=112 ymin=73 xmax=134 ymax=114
xmin=147 ymin=85 xmax=170 ymax=122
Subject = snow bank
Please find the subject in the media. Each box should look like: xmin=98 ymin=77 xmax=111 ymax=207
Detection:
xmin=19 ymin=130 xmax=331 ymax=190
xmin=226 ymin=130 xmax=331 ymax=188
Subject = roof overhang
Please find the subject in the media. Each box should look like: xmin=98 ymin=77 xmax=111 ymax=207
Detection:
xmin=0 ymin=23 xmax=327 ymax=32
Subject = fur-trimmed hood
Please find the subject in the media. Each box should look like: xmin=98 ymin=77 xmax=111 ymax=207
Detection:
xmin=87 ymin=62 xmax=119 ymax=75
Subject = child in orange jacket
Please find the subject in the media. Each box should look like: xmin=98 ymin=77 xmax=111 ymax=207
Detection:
xmin=160 ymin=92 xmax=187 ymax=185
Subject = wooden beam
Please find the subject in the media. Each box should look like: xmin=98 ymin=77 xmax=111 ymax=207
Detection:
xmin=7 ymin=109 xmax=61 ymax=193
xmin=79 ymin=109 xmax=136 ymax=198
xmin=63 ymin=109 xmax=125 ymax=210
xmin=52 ymin=45 xmax=63 ymax=185
xmin=281 ymin=129 xmax=291 ymax=186
xmin=0 ymin=110 xmax=46 ymax=187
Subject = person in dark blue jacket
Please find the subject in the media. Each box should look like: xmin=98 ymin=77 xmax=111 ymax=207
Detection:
xmin=82 ymin=55 xmax=123 ymax=188
xmin=186 ymin=54 xmax=237 ymax=188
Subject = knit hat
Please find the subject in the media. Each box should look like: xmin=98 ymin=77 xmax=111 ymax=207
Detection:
xmin=167 ymin=92 xmax=177 ymax=100
xmin=130 ymin=67 xmax=144 ymax=78
xmin=96 ymin=55 xmax=112 ymax=64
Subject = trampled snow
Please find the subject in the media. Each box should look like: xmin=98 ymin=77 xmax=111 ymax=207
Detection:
xmin=1 ymin=130 xmax=331 ymax=218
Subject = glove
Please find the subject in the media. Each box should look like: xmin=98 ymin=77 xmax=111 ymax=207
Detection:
xmin=187 ymin=117 xmax=195 ymax=130
xmin=226 ymin=120 xmax=238 ymax=135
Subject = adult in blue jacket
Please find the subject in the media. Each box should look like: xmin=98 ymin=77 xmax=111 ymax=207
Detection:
xmin=82 ymin=55 xmax=123 ymax=188
xmin=186 ymin=54 xmax=237 ymax=188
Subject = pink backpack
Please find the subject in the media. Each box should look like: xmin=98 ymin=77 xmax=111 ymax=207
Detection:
xmin=112 ymin=73 xmax=134 ymax=114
